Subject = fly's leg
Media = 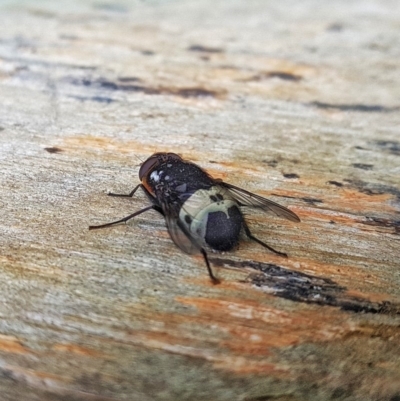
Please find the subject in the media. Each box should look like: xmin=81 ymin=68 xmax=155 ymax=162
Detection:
xmin=242 ymin=220 xmax=288 ymax=257
xmin=107 ymin=184 xmax=143 ymax=198
xmin=90 ymin=183 xmax=160 ymax=228
xmin=89 ymin=205 xmax=163 ymax=230
xmin=201 ymin=249 xmax=220 ymax=284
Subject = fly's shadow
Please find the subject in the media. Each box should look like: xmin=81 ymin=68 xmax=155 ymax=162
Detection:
xmin=211 ymin=258 xmax=399 ymax=315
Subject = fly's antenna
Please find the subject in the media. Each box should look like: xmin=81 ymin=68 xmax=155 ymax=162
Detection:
xmin=133 ymin=154 xmax=144 ymax=167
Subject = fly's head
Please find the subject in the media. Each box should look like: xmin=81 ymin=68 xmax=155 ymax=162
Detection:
xmin=139 ymin=152 xmax=183 ymax=196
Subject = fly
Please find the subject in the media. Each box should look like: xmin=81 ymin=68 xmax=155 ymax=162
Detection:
xmin=89 ymin=152 xmax=300 ymax=283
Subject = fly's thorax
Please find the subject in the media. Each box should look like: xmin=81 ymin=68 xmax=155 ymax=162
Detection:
xmin=179 ymin=186 xmax=243 ymax=252
xmin=142 ymin=159 xmax=214 ymax=202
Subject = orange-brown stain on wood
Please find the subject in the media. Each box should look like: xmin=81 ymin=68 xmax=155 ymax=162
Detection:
xmin=207 ymin=57 xmax=317 ymax=82
xmin=330 ymin=189 xmax=394 ymax=214
xmin=0 ymin=255 xmax=67 ymax=283
xmin=132 ymin=296 xmax=353 ymax=374
xmin=61 ymin=135 xmax=223 ymax=163
xmin=177 ymin=296 xmax=348 ymax=335
xmin=114 ymin=306 xmax=292 ymax=375
xmin=271 ymin=188 xmax=395 ymax=216
xmin=62 ymin=136 xmax=150 ymax=155
xmin=0 ymin=335 xmax=32 ymax=355
xmin=345 ymin=289 xmax=398 ymax=304
xmin=282 ymin=257 xmax=382 ymax=284
xmin=53 ymin=343 xmax=105 ymax=357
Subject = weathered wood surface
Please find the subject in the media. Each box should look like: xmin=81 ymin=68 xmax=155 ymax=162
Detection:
xmin=0 ymin=0 xmax=399 ymax=400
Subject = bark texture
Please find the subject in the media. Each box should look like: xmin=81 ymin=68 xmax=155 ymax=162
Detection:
xmin=0 ymin=1 xmax=399 ymax=400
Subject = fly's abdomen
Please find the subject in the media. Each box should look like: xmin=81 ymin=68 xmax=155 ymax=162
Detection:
xmin=203 ymin=205 xmax=242 ymax=251
xmin=179 ymin=187 xmax=243 ymax=252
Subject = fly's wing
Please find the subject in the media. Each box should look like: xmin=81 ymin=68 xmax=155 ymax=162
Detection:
xmin=220 ymin=182 xmax=300 ymax=222
xmin=160 ymin=200 xmax=202 ymax=255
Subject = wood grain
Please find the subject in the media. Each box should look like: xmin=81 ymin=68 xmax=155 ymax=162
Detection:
xmin=0 ymin=1 xmax=399 ymax=400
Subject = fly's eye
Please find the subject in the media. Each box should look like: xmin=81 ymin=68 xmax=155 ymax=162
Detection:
xmin=139 ymin=155 xmax=159 ymax=180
